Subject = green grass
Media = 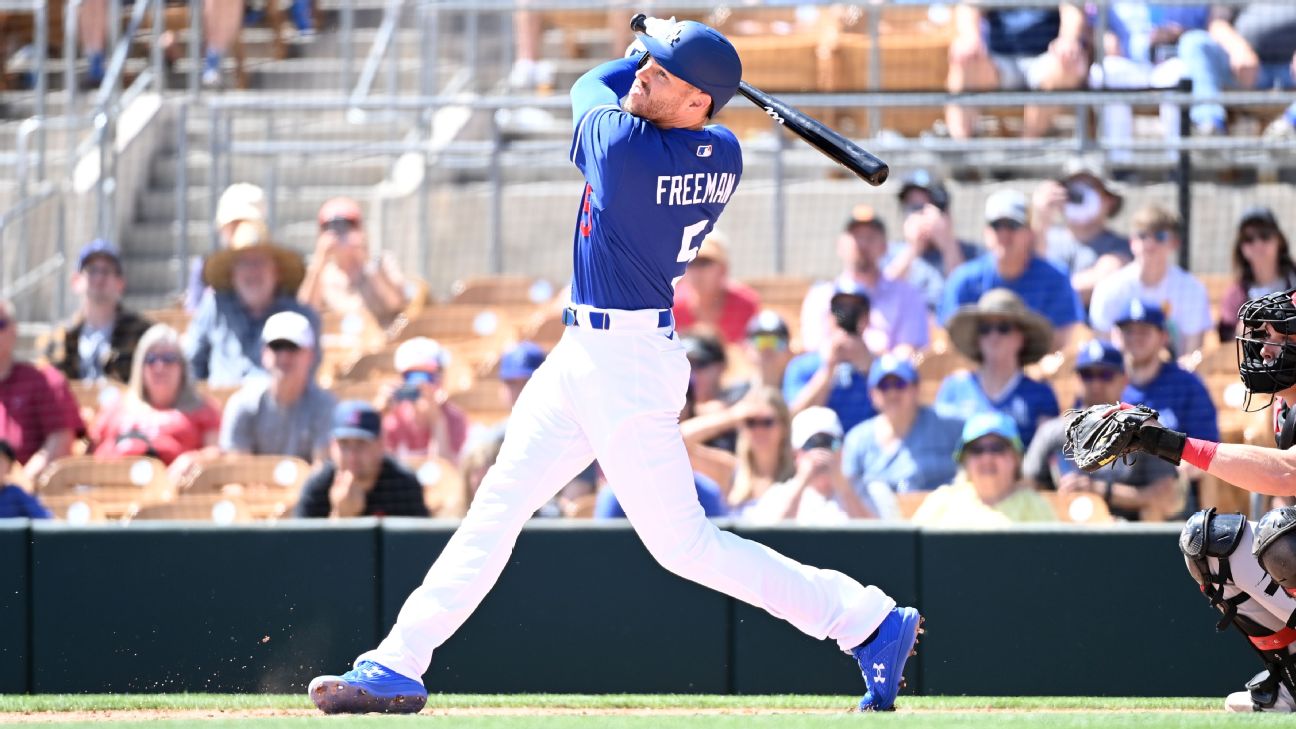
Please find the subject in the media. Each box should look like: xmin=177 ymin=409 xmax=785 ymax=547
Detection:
xmin=0 ymin=694 xmax=1284 ymax=729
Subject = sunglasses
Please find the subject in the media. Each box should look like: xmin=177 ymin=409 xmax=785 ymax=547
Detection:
xmin=744 ymin=417 xmax=778 ymax=429
xmin=1078 ymin=368 xmax=1118 ymax=382
xmin=144 ymin=352 xmax=183 ymax=366
xmin=1133 ymin=229 xmax=1174 ymax=244
xmin=964 ymin=440 xmax=1013 ymax=457
xmin=978 ymin=321 xmax=1017 ymax=337
xmin=404 ymin=370 xmax=441 ymax=385
xmin=874 ymin=376 xmax=911 ymax=392
xmin=989 ymin=219 xmax=1025 ymax=232
xmin=1241 ymin=230 xmax=1277 ymax=246
xmin=750 ymin=333 xmax=788 ymax=352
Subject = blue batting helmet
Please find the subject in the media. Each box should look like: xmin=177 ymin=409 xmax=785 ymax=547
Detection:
xmin=636 ymin=21 xmax=743 ymax=115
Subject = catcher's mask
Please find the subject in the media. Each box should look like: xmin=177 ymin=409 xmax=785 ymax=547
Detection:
xmin=1254 ymin=506 xmax=1296 ymax=593
xmin=1237 ymin=288 xmax=1296 ymax=406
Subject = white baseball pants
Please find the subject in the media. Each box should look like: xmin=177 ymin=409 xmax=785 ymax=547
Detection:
xmin=361 ymin=307 xmax=893 ymax=681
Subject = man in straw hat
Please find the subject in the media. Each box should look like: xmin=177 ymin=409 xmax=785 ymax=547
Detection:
xmin=940 ymin=189 xmax=1083 ymax=352
xmin=935 ymin=287 xmax=1061 ymax=447
xmin=185 ymin=219 xmax=320 ymax=388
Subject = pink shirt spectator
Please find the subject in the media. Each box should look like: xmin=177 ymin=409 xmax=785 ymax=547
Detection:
xmin=0 ymin=363 xmax=84 ymax=464
xmin=382 ymin=400 xmax=470 ymax=462
xmin=90 ymin=396 xmax=222 ymax=464
xmin=799 ymin=274 xmax=930 ymax=355
xmin=672 ymin=279 xmax=761 ymax=344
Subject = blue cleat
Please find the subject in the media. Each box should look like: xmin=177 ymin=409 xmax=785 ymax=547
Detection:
xmin=308 ymin=660 xmax=428 ymax=714
xmin=850 ymin=606 xmax=923 ymax=711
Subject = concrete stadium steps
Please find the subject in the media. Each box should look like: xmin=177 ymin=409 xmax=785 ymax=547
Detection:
xmin=134 ymin=185 xmax=376 ymax=231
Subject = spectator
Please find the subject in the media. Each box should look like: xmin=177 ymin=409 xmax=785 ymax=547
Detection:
xmin=83 ymin=0 xmax=245 ymax=88
xmin=89 ymin=324 xmax=222 ymax=466
xmin=44 ymin=239 xmax=152 ymax=384
xmin=682 ymin=332 xmax=729 ymax=419
xmin=842 ymin=355 xmax=963 ymax=498
xmin=1180 ymin=4 xmax=1296 ymax=137
xmin=298 ymin=197 xmax=410 ymax=329
xmin=682 ymin=385 xmax=795 ymax=509
xmin=458 ymin=433 xmax=504 ymax=514
xmin=672 ymin=231 xmax=760 ymax=345
xmin=0 ymin=299 xmax=82 ymax=482
xmin=381 ymin=337 xmax=469 ymax=464
xmin=219 ymin=311 xmax=336 ymax=462
xmin=1218 ymin=206 xmax=1296 ymax=342
xmin=912 ymin=412 xmax=1057 ymax=527
xmin=721 ymin=310 xmax=795 ymax=404
xmin=935 ymin=288 xmax=1061 ymax=447
xmin=595 ymin=471 xmax=729 ymax=519
xmin=1023 ymin=339 xmax=1183 ymax=521
xmin=1117 ymin=299 xmax=1219 ymax=444
xmin=1089 ymin=204 xmax=1210 ymax=360
xmin=940 ymin=189 xmax=1083 ymax=350
xmin=0 ymin=440 xmax=51 ymax=519
xmin=1030 ymin=159 xmax=1132 ymax=306
xmin=945 ymin=3 xmax=1090 ymax=138
xmin=186 ymin=183 xmax=268 ymax=312
xmin=883 ymin=170 xmax=981 ymax=310
xmin=186 ymin=220 xmax=318 ymax=387
xmin=783 ymin=283 xmax=876 ymax=431
xmin=1230 ymin=4 xmax=1296 ymax=139
xmin=799 ymin=205 xmax=928 ymax=357
xmin=293 ymin=401 xmax=430 ymax=518
xmin=742 ymin=407 xmax=874 ymax=524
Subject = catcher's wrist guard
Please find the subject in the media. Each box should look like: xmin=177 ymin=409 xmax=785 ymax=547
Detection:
xmin=1137 ymin=423 xmax=1187 ymax=466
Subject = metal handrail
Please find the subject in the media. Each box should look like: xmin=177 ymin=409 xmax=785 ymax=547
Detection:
xmin=350 ymin=0 xmax=406 ymax=105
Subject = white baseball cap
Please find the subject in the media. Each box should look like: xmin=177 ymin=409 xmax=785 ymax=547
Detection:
xmin=215 ymin=182 xmax=267 ymax=229
xmin=262 ymin=311 xmax=316 ymax=350
xmin=790 ymin=406 xmax=843 ymax=450
xmin=394 ymin=336 xmax=450 ymax=374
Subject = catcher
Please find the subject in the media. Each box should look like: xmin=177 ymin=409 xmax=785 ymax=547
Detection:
xmin=1066 ymin=288 xmax=1296 ymax=712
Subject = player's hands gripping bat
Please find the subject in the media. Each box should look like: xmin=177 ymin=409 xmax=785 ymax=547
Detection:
xmin=628 ymin=13 xmax=889 ymax=186
xmin=1064 ymin=402 xmax=1187 ymax=471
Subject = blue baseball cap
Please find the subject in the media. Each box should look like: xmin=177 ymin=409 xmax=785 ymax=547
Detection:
xmin=78 ymin=238 xmax=122 ymax=272
xmin=867 ymin=354 xmax=918 ymax=389
xmin=332 ymin=400 xmax=382 ymax=441
xmin=499 ymin=341 xmax=545 ymax=381
xmin=1115 ymin=299 xmax=1167 ymax=330
xmin=956 ymin=411 xmax=1023 ymax=460
xmin=636 ymin=21 xmax=743 ymax=115
xmin=1075 ymin=339 xmax=1124 ymax=370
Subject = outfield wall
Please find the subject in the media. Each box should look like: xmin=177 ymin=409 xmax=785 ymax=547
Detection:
xmin=0 ymin=519 xmax=1253 ymax=697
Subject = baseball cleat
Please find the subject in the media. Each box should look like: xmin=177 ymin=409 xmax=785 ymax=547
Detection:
xmin=851 ymin=606 xmax=923 ymax=712
xmin=308 ymin=660 xmax=428 ymax=714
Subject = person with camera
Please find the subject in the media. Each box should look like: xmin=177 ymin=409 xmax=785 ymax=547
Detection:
xmin=380 ymin=337 xmax=468 ymax=464
xmin=298 ymin=197 xmax=410 ymax=328
xmin=799 ymin=205 xmax=928 ymax=357
xmin=883 ymin=170 xmax=981 ymax=312
xmin=783 ymin=283 xmax=876 ymax=432
xmin=1030 ymin=159 xmax=1132 ymax=307
xmin=741 ymin=406 xmax=875 ymax=524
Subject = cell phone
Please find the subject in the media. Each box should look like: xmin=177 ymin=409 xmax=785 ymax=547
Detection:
xmin=831 ymin=298 xmax=866 ymax=335
xmin=324 ymin=218 xmax=355 ymax=238
xmin=393 ymin=383 xmax=421 ymax=402
xmin=802 ymin=432 xmax=842 ymax=452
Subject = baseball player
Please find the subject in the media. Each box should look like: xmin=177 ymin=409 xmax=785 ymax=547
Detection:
xmin=307 ymin=18 xmax=921 ymax=715
xmin=1066 ymin=287 xmax=1296 ymax=711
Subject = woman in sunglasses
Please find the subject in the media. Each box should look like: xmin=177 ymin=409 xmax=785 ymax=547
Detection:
xmin=681 ymin=385 xmax=795 ymax=510
xmin=1219 ymin=207 xmax=1296 ymax=343
xmin=742 ymin=407 xmax=874 ymax=524
xmin=89 ymin=324 xmax=222 ymax=466
xmin=912 ymin=411 xmax=1055 ymax=527
xmin=935 ymin=288 xmax=1060 ymax=447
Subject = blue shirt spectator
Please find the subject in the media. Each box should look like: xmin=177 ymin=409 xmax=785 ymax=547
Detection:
xmin=782 ymin=352 xmax=876 ymax=434
xmin=186 ymin=290 xmax=321 ymax=387
xmin=0 ymin=484 xmax=52 ymax=518
xmin=594 ymin=472 xmax=728 ymax=518
xmin=844 ymin=407 xmax=963 ymax=495
xmin=934 ymin=371 xmax=1059 ymax=447
xmin=1122 ymin=364 xmax=1219 ymax=442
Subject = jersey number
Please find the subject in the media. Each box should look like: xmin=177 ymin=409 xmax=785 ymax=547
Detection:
xmin=672 ymin=220 xmax=710 ymax=289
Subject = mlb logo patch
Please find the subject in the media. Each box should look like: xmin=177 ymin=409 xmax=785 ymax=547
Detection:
xmin=696 ymin=144 xmax=712 ymax=158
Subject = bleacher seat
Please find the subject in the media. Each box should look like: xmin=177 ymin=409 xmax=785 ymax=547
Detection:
xmin=36 ymin=455 xmax=170 ymax=519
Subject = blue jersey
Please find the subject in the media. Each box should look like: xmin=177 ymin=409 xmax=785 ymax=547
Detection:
xmin=568 ymin=58 xmax=743 ymax=311
xmin=933 ymin=370 xmax=1060 ymax=447
xmin=1122 ymin=363 xmax=1219 ymax=441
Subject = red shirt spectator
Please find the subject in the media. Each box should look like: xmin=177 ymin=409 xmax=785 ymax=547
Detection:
xmin=382 ymin=402 xmax=470 ymax=461
xmin=380 ymin=337 xmax=469 ymax=463
xmin=0 ymin=363 xmax=83 ymax=465
xmin=672 ymin=232 xmax=760 ymax=344
xmin=91 ymin=396 xmax=222 ymax=464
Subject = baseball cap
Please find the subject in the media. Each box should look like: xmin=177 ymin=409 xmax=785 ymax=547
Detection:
xmin=77 ymin=239 xmax=122 ymax=272
xmin=683 ymin=334 xmax=726 ymax=368
xmin=318 ymin=197 xmax=363 ymax=227
xmin=1239 ymin=205 xmax=1279 ymax=229
xmin=635 ymin=21 xmax=743 ymax=115
xmin=790 ymin=406 xmax=843 ymax=450
xmin=499 ymin=341 xmax=545 ymax=381
xmin=1074 ymin=339 xmax=1124 ymax=370
xmin=867 ymin=354 xmax=918 ymax=390
xmin=746 ymin=310 xmax=790 ymax=339
xmin=262 ymin=311 xmax=316 ymax=350
xmin=897 ymin=169 xmax=950 ymax=211
xmin=331 ymin=400 xmax=382 ymax=441
xmin=1115 ymin=299 xmax=1167 ymax=330
xmin=394 ymin=336 xmax=449 ymax=374
xmin=955 ymin=411 xmax=1023 ymax=459
xmin=984 ymin=189 xmax=1029 ymax=226
xmin=214 ymin=182 xmax=267 ymax=229
xmin=844 ymin=204 xmax=886 ymax=235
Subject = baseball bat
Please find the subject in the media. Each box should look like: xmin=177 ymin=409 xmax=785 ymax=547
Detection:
xmin=629 ymin=13 xmax=889 ymax=186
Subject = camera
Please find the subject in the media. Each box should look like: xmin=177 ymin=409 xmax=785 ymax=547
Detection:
xmin=1064 ymin=185 xmax=1085 ymax=204
xmin=830 ymin=295 xmax=868 ymax=336
xmin=324 ymin=217 xmax=355 ymax=238
xmin=393 ymin=383 xmax=421 ymax=402
xmin=802 ymin=432 xmax=841 ymax=452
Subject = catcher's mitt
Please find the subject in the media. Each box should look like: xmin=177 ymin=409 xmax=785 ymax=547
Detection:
xmin=1064 ymin=402 xmax=1164 ymax=472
